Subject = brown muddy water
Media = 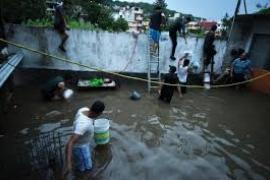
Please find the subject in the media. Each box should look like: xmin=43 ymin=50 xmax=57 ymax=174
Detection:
xmin=0 ymin=78 xmax=270 ymax=180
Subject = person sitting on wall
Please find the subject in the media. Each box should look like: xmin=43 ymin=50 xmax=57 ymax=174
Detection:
xmin=149 ymin=6 xmax=166 ymax=54
xmin=169 ymin=16 xmax=192 ymax=61
xmin=41 ymin=75 xmax=73 ymax=101
xmin=231 ymin=50 xmax=252 ymax=89
xmin=202 ymin=25 xmax=217 ymax=72
xmin=65 ymin=101 xmax=105 ymax=174
xmin=159 ymin=65 xmax=182 ymax=104
xmin=54 ymin=2 xmax=69 ymax=52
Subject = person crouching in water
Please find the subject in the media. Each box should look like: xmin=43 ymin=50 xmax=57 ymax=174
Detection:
xmin=231 ymin=51 xmax=252 ymax=89
xmin=41 ymin=75 xmax=71 ymax=101
xmin=54 ymin=2 xmax=69 ymax=52
xmin=65 ymin=101 xmax=105 ymax=174
xmin=159 ymin=65 xmax=182 ymax=103
xmin=178 ymin=56 xmax=190 ymax=94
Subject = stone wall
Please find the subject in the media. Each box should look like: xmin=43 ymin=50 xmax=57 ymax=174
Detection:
xmin=6 ymin=25 xmax=227 ymax=74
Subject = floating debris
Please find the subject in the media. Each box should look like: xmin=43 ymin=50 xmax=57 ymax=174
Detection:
xmin=19 ymin=128 xmax=29 ymax=135
xmin=60 ymin=119 xmax=70 ymax=125
xmin=45 ymin=110 xmax=62 ymax=119
xmin=130 ymin=91 xmax=141 ymax=101
xmin=37 ymin=122 xmax=61 ymax=133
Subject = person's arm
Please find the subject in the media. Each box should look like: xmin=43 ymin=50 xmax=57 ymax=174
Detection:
xmin=178 ymin=59 xmax=182 ymax=68
xmin=175 ymin=76 xmax=182 ymax=97
xmin=65 ymin=134 xmax=80 ymax=174
xmin=230 ymin=60 xmax=236 ymax=77
xmin=247 ymin=60 xmax=253 ymax=78
xmin=180 ymin=23 xmax=187 ymax=44
xmin=158 ymin=75 xmax=166 ymax=95
xmin=177 ymin=82 xmax=182 ymax=98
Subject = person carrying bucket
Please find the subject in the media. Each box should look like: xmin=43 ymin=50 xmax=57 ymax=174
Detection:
xmin=65 ymin=101 xmax=105 ymax=174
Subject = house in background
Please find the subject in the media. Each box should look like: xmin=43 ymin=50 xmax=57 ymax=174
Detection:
xmin=186 ymin=21 xmax=200 ymax=31
xmin=199 ymin=21 xmax=217 ymax=31
xmin=113 ymin=6 xmax=145 ymax=33
xmin=225 ymin=13 xmax=270 ymax=94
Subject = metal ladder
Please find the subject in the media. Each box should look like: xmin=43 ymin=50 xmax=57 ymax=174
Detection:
xmin=147 ymin=35 xmax=161 ymax=93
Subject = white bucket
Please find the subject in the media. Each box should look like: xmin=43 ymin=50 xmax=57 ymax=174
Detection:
xmin=94 ymin=119 xmax=110 ymax=145
xmin=203 ymin=72 xmax=211 ymax=90
xmin=63 ymin=89 xmax=74 ymax=100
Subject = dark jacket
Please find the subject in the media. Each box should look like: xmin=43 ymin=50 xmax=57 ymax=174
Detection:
xmin=203 ymin=31 xmax=216 ymax=56
xmin=169 ymin=17 xmax=185 ymax=36
xmin=149 ymin=12 xmax=163 ymax=31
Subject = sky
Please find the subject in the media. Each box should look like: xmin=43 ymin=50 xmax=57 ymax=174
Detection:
xmin=118 ymin=0 xmax=270 ymax=20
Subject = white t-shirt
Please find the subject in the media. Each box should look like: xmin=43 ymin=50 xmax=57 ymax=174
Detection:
xmin=178 ymin=65 xmax=189 ymax=83
xmin=73 ymin=107 xmax=94 ymax=146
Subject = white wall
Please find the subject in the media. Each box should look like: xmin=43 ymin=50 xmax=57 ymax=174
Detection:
xmin=7 ymin=25 xmax=227 ymax=74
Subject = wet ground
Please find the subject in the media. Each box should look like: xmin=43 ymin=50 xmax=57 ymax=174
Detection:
xmin=1 ymin=77 xmax=270 ymax=180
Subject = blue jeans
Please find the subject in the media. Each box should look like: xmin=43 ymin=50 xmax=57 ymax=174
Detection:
xmin=73 ymin=144 xmax=93 ymax=172
xmin=150 ymin=28 xmax=160 ymax=43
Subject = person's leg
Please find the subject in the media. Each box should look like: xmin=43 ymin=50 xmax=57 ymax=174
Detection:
xmin=170 ymin=32 xmax=177 ymax=60
xmin=81 ymin=144 xmax=92 ymax=171
xmin=181 ymin=83 xmax=187 ymax=94
xmin=73 ymin=146 xmax=86 ymax=172
xmin=166 ymin=93 xmax=173 ymax=104
xmin=59 ymin=30 xmax=68 ymax=52
xmin=153 ymin=30 xmax=160 ymax=54
xmin=203 ymin=53 xmax=211 ymax=73
xmin=73 ymin=144 xmax=93 ymax=172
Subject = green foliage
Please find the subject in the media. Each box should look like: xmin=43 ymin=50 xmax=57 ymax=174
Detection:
xmin=2 ymin=0 xmax=46 ymax=23
xmin=68 ymin=20 xmax=96 ymax=30
xmin=23 ymin=18 xmax=53 ymax=28
xmin=154 ymin=0 xmax=167 ymax=10
xmin=256 ymin=7 xmax=270 ymax=14
xmin=110 ymin=0 xmax=177 ymax=18
xmin=188 ymin=29 xmax=205 ymax=38
xmin=112 ymin=18 xmax=129 ymax=32
xmin=221 ymin=13 xmax=232 ymax=39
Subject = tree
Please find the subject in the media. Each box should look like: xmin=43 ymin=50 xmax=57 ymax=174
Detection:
xmin=154 ymin=0 xmax=167 ymax=10
xmin=112 ymin=17 xmax=129 ymax=32
xmin=256 ymin=2 xmax=270 ymax=14
xmin=2 ymin=0 xmax=46 ymax=23
xmin=221 ymin=13 xmax=232 ymax=39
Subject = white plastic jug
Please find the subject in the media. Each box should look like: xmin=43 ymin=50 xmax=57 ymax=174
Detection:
xmin=204 ymin=73 xmax=211 ymax=90
xmin=63 ymin=89 xmax=74 ymax=99
xmin=94 ymin=119 xmax=110 ymax=145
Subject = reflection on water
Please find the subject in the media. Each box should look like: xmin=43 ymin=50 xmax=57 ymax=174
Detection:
xmin=18 ymin=105 xmax=270 ymax=180
xmin=2 ymin=85 xmax=270 ymax=180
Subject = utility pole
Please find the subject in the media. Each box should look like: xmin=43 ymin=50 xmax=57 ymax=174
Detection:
xmin=243 ymin=0 xmax=248 ymax=14
xmin=228 ymin=0 xmax=241 ymax=42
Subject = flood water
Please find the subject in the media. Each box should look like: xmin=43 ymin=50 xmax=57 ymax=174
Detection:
xmin=1 ymin=79 xmax=270 ymax=180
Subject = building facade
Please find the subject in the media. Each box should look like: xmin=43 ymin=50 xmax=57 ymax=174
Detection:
xmin=225 ymin=14 xmax=270 ymax=94
xmin=113 ymin=6 xmax=145 ymax=33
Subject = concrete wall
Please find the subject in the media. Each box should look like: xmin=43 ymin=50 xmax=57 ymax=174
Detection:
xmin=6 ymin=25 xmax=227 ymax=74
xmin=224 ymin=15 xmax=270 ymax=68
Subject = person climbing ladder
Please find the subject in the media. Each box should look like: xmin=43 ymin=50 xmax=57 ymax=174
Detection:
xmin=149 ymin=6 xmax=165 ymax=54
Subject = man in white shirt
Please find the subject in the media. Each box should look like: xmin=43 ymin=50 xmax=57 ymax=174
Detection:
xmin=65 ymin=101 xmax=105 ymax=173
xmin=178 ymin=56 xmax=190 ymax=94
